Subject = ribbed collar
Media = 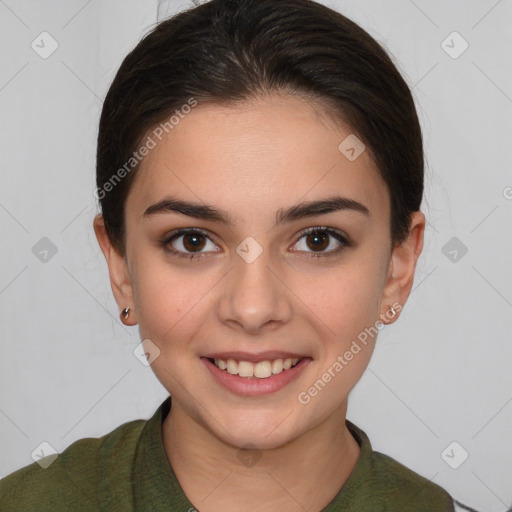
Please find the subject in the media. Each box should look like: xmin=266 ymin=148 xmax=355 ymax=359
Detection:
xmin=133 ymin=396 xmax=195 ymax=510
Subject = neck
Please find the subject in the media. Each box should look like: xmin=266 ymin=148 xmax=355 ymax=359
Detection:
xmin=162 ymin=400 xmax=361 ymax=512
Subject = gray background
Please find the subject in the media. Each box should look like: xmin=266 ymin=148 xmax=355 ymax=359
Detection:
xmin=0 ymin=1 xmax=511 ymax=510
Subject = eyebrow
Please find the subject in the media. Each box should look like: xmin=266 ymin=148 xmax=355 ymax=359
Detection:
xmin=142 ymin=195 xmax=371 ymax=226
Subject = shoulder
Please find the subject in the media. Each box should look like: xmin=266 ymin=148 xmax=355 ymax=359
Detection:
xmin=0 ymin=416 xmax=147 ymax=512
xmin=344 ymin=420 xmax=455 ymax=511
xmin=369 ymin=449 xmax=454 ymax=510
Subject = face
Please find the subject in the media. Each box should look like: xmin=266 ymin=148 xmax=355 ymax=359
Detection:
xmin=95 ymin=93 xmax=424 ymax=450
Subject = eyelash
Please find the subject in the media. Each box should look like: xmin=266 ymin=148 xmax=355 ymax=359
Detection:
xmin=159 ymin=226 xmax=351 ymax=261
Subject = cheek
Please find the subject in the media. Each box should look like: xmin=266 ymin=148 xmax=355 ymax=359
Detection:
xmin=299 ymin=268 xmax=382 ymax=406
xmin=300 ymin=262 xmax=383 ymax=339
xmin=133 ymin=257 xmax=218 ymax=349
xmin=133 ymin=263 xmax=214 ymax=391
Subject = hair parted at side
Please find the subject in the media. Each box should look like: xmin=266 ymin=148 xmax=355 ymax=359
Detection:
xmin=96 ymin=0 xmax=424 ymax=256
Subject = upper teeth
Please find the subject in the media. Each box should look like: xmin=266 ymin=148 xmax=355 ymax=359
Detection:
xmin=213 ymin=358 xmax=301 ymax=379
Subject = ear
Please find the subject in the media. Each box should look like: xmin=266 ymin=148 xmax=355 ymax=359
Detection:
xmin=379 ymin=211 xmax=425 ymax=325
xmin=93 ymin=214 xmax=137 ymax=325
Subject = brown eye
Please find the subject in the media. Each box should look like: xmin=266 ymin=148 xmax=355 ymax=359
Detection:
xmin=292 ymin=227 xmax=350 ymax=258
xmin=160 ymin=228 xmax=220 ymax=260
xmin=304 ymin=231 xmax=329 ymax=252
xmin=182 ymin=233 xmax=207 ymax=252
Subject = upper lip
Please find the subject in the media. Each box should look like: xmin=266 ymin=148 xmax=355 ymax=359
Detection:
xmin=202 ymin=351 xmax=310 ymax=363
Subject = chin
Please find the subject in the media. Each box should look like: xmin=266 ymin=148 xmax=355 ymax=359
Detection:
xmin=209 ymin=412 xmax=303 ymax=451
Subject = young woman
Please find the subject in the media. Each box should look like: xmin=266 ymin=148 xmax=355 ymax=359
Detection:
xmin=0 ymin=0 xmax=481 ymax=510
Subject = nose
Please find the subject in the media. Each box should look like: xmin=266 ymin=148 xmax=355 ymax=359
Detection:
xmin=217 ymin=244 xmax=293 ymax=335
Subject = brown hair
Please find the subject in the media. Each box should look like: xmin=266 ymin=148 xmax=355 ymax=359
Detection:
xmin=96 ymin=0 xmax=424 ymax=256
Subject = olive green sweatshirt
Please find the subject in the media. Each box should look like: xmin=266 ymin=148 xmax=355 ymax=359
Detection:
xmin=0 ymin=395 xmax=456 ymax=511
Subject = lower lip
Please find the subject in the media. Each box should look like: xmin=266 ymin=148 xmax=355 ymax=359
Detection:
xmin=201 ymin=357 xmax=312 ymax=396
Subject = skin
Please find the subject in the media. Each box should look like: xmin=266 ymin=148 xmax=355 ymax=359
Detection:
xmin=94 ymin=92 xmax=425 ymax=512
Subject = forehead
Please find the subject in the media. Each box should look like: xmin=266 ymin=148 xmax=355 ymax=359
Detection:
xmin=126 ymin=94 xmax=389 ymax=223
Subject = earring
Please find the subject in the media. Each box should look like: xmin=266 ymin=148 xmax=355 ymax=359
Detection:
xmin=121 ymin=307 xmax=131 ymax=320
xmin=389 ymin=306 xmax=397 ymax=318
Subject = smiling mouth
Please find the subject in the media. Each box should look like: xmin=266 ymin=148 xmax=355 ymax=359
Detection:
xmin=207 ymin=357 xmax=304 ymax=379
